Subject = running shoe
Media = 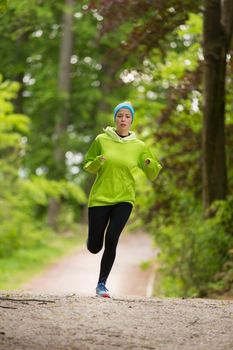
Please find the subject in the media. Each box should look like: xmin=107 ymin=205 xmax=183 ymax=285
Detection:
xmin=96 ymin=282 xmax=111 ymax=298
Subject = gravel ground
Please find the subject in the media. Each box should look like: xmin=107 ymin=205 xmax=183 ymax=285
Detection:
xmin=1 ymin=292 xmax=233 ymax=350
xmin=2 ymin=232 xmax=233 ymax=349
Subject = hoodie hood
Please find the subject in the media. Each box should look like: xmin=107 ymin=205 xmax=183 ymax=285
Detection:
xmin=103 ymin=126 xmax=137 ymax=143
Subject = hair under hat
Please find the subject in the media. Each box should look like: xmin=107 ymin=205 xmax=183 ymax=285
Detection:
xmin=114 ymin=102 xmax=135 ymax=122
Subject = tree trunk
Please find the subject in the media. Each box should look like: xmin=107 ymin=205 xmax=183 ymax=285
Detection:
xmin=202 ymin=0 xmax=233 ymax=212
xmin=13 ymin=32 xmax=30 ymax=113
xmin=47 ymin=0 xmax=74 ymax=229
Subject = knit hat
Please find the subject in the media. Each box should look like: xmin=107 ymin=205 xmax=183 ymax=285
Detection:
xmin=114 ymin=102 xmax=135 ymax=122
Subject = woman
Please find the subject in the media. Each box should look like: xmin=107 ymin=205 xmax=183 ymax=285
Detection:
xmin=83 ymin=101 xmax=162 ymax=298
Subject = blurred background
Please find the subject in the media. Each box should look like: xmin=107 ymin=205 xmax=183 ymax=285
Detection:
xmin=0 ymin=0 xmax=233 ymax=298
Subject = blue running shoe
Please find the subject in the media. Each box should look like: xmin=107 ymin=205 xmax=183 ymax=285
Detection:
xmin=96 ymin=282 xmax=110 ymax=298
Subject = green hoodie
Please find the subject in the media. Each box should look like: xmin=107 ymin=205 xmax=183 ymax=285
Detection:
xmin=83 ymin=126 xmax=162 ymax=207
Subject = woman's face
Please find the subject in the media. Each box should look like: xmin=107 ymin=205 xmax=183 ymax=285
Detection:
xmin=115 ymin=108 xmax=132 ymax=134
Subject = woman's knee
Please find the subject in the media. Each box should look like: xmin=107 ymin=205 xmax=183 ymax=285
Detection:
xmin=86 ymin=240 xmax=102 ymax=254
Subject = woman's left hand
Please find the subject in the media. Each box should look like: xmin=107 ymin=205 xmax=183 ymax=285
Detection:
xmin=144 ymin=159 xmax=151 ymax=165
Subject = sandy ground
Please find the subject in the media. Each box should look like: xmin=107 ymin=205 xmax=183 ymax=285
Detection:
xmin=1 ymin=232 xmax=233 ymax=349
xmin=1 ymin=293 xmax=233 ymax=350
xmin=21 ymin=231 xmax=157 ymax=297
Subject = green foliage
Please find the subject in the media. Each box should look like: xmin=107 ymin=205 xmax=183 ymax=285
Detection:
xmin=153 ymin=201 xmax=232 ymax=297
xmin=132 ymin=12 xmax=203 ymax=218
xmin=0 ymin=75 xmax=39 ymax=259
xmin=0 ymin=75 xmax=87 ymax=265
xmin=208 ymin=198 xmax=233 ymax=296
xmin=130 ymin=12 xmax=233 ymax=297
xmin=0 ymin=0 xmax=232 ymax=298
xmin=0 ymin=227 xmax=86 ymax=290
xmin=0 ymin=0 xmax=7 ymax=13
xmin=0 ymin=213 xmax=46 ymax=258
xmin=22 ymin=176 xmax=87 ymax=206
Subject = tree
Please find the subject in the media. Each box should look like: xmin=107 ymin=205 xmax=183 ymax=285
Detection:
xmin=202 ymin=0 xmax=233 ymax=211
xmin=47 ymin=0 xmax=75 ymax=228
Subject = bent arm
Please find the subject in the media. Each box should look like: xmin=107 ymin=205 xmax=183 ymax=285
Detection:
xmin=138 ymin=146 xmax=162 ymax=181
xmin=83 ymin=137 xmax=105 ymax=174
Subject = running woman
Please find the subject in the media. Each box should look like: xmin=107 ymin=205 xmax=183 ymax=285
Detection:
xmin=83 ymin=101 xmax=162 ymax=298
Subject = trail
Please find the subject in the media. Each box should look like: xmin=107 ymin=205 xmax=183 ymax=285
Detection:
xmin=22 ymin=231 xmax=157 ymax=297
xmin=2 ymin=232 xmax=233 ymax=349
xmin=1 ymin=293 xmax=233 ymax=350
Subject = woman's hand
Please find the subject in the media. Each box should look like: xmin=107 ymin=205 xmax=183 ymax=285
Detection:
xmin=100 ymin=156 xmax=106 ymax=162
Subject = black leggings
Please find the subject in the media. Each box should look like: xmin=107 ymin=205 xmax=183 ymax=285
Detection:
xmin=87 ymin=202 xmax=133 ymax=284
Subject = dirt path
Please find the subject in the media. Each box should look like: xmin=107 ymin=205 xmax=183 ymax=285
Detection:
xmin=1 ymin=293 xmax=233 ymax=350
xmin=22 ymin=231 xmax=157 ymax=297
xmin=1 ymin=232 xmax=233 ymax=349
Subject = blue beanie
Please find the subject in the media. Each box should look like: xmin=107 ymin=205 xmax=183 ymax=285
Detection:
xmin=114 ymin=102 xmax=135 ymax=122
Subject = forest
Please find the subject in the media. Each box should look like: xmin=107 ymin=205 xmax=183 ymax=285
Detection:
xmin=0 ymin=0 xmax=233 ymax=297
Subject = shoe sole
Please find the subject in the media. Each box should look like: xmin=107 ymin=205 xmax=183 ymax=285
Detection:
xmin=96 ymin=293 xmax=111 ymax=298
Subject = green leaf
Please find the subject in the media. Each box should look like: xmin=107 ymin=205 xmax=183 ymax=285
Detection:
xmin=0 ymin=0 xmax=7 ymax=14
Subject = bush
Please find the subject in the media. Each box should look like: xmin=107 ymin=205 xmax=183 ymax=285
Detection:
xmin=152 ymin=197 xmax=233 ymax=297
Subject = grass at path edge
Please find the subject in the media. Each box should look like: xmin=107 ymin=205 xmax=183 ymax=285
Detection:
xmin=0 ymin=226 xmax=86 ymax=290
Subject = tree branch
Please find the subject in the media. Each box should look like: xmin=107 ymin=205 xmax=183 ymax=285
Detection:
xmin=0 ymin=297 xmax=56 ymax=303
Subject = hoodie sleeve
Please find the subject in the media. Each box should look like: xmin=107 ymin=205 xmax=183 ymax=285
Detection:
xmin=83 ymin=137 xmax=105 ymax=174
xmin=138 ymin=145 xmax=162 ymax=181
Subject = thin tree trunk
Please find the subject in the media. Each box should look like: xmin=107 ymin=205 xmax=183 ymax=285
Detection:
xmin=202 ymin=0 xmax=233 ymax=212
xmin=13 ymin=32 xmax=30 ymax=113
xmin=48 ymin=0 xmax=74 ymax=229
